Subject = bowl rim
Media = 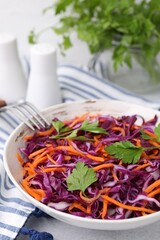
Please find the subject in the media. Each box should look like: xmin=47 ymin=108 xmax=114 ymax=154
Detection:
xmin=3 ymin=99 xmax=160 ymax=226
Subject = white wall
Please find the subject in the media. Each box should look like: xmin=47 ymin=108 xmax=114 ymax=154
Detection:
xmin=0 ymin=0 xmax=91 ymax=65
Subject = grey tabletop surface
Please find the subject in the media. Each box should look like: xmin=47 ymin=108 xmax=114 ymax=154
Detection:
xmin=17 ymin=214 xmax=160 ymax=240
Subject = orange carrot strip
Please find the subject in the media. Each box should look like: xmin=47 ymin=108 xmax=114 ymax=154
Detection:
xmin=69 ymin=113 xmax=89 ymax=128
xmin=149 ymin=140 xmax=160 ymax=147
xmin=86 ymin=154 xmax=104 ymax=162
xmin=40 ymin=167 xmax=66 ymax=173
xmin=101 ymin=197 xmax=108 ymax=219
xmin=148 ymin=154 xmax=160 ymax=160
xmin=133 ymin=138 xmax=148 ymax=158
xmin=37 ymin=126 xmax=54 ymax=136
xmin=148 ymin=188 xmax=160 ymax=198
xmin=79 ymin=191 xmax=100 ymax=203
xmin=23 ymin=135 xmax=34 ymax=141
xmin=145 ymin=179 xmax=160 ymax=194
xmin=23 ymin=162 xmax=35 ymax=175
xmin=101 ymin=195 xmax=155 ymax=214
xmin=99 ymin=187 xmax=110 ymax=194
xmin=112 ymin=170 xmax=119 ymax=181
xmin=32 ymin=156 xmax=48 ymax=168
xmin=23 ymin=167 xmax=35 ymax=176
xmin=54 ymin=146 xmax=85 ymax=157
xmin=68 ymin=202 xmax=87 ymax=213
xmin=22 ymin=181 xmax=45 ymax=201
xmin=36 ymin=147 xmax=54 ymax=158
xmin=132 ymin=163 xmax=150 ymax=171
xmin=111 ymin=127 xmax=125 ymax=136
xmin=119 ymin=160 xmax=122 ymax=165
xmin=28 ymin=148 xmax=46 ymax=159
xmin=143 ymin=130 xmax=156 ymax=138
xmin=133 ymin=138 xmax=142 ymax=147
xmin=64 ymin=156 xmax=71 ymax=160
xmin=47 ymin=154 xmax=57 ymax=164
xmin=93 ymin=163 xmax=114 ymax=172
xmin=17 ymin=152 xmax=24 ymax=165
xmin=86 ymin=205 xmax=92 ymax=214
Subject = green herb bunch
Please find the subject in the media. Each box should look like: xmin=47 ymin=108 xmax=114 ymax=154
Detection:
xmin=29 ymin=0 xmax=160 ymax=71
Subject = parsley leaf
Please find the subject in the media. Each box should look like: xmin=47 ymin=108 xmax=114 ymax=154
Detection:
xmin=141 ymin=123 xmax=160 ymax=142
xmin=140 ymin=130 xmax=153 ymax=140
xmin=51 ymin=119 xmax=107 ymax=140
xmin=66 ymin=120 xmax=107 ymax=139
xmin=66 ymin=162 xmax=97 ymax=193
xmin=52 ymin=120 xmax=66 ymax=134
xmin=154 ymin=124 xmax=160 ymax=142
xmin=80 ymin=120 xmax=108 ymax=134
xmin=105 ymin=140 xmax=144 ymax=164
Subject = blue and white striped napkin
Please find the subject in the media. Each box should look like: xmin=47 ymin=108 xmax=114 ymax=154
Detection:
xmin=0 ymin=64 xmax=159 ymax=240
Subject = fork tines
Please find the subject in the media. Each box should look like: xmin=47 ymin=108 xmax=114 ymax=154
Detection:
xmin=0 ymin=101 xmax=50 ymax=131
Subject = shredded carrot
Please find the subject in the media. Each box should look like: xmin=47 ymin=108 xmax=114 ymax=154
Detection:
xmin=37 ymin=126 xmax=55 ymax=136
xmin=54 ymin=146 xmax=85 ymax=157
xmin=133 ymin=138 xmax=148 ymax=158
xmin=47 ymin=154 xmax=57 ymax=164
xmin=79 ymin=191 xmax=100 ymax=203
xmin=86 ymin=154 xmax=104 ymax=162
xmin=64 ymin=156 xmax=71 ymax=161
xmin=133 ymin=138 xmax=142 ymax=147
xmin=69 ymin=113 xmax=89 ymax=128
xmin=93 ymin=163 xmax=114 ymax=172
xmin=17 ymin=152 xmax=24 ymax=164
xmin=40 ymin=167 xmax=66 ymax=173
xmin=23 ymin=135 xmax=34 ymax=141
xmin=148 ymin=188 xmax=160 ymax=198
xmin=28 ymin=147 xmax=46 ymax=159
xmin=101 ymin=196 xmax=108 ymax=219
xmin=101 ymin=195 xmax=155 ymax=214
xmin=99 ymin=188 xmax=110 ymax=194
xmin=143 ymin=129 xmax=157 ymax=138
xmin=119 ymin=160 xmax=122 ymax=165
xmin=145 ymin=179 xmax=160 ymax=194
xmin=68 ymin=202 xmax=87 ymax=213
xmin=112 ymin=170 xmax=119 ymax=181
xmin=86 ymin=205 xmax=92 ymax=214
xmin=35 ymin=147 xmax=54 ymax=158
xmin=23 ymin=162 xmax=35 ymax=175
xmin=32 ymin=156 xmax=48 ymax=168
xmin=132 ymin=163 xmax=150 ymax=171
xmin=111 ymin=127 xmax=125 ymax=136
xmin=22 ymin=181 xmax=45 ymax=201
xmin=149 ymin=140 xmax=160 ymax=147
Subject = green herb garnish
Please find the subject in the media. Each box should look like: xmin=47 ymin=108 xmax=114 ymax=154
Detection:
xmin=52 ymin=120 xmax=71 ymax=134
xmin=105 ymin=140 xmax=144 ymax=164
xmin=50 ymin=119 xmax=107 ymax=140
xmin=141 ymin=123 xmax=160 ymax=142
xmin=66 ymin=162 xmax=98 ymax=193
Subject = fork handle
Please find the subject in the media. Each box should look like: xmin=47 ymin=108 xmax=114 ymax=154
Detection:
xmin=0 ymin=99 xmax=6 ymax=107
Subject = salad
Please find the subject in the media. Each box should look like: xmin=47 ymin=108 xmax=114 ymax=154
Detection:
xmin=17 ymin=113 xmax=160 ymax=220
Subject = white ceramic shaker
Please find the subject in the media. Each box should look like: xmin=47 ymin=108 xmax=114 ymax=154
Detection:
xmin=26 ymin=43 xmax=62 ymax=110
xmin=0 ymin=33 xmax=27 ymax=104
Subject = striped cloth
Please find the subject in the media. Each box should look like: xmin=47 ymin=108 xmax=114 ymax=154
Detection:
xmin=0 ymin=64 xmax=159 ymax=239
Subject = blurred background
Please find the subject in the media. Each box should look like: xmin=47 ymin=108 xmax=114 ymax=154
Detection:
xmin=0 ymin=0 xmax=91 ymax=65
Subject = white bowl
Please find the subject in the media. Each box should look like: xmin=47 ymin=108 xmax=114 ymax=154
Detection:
xmin=3 ymin=99 xmax=160 ymax=230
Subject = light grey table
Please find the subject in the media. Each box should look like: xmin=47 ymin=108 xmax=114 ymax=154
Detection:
xmin=17 ymin=214 xmax=160 ymax=240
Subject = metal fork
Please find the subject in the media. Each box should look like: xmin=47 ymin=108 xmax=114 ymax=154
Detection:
xmin=0 ymin=100 xmax=50 ymax=130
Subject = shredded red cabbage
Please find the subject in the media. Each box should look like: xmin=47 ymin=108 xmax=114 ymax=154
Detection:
xmin=19 ymin=113 xmax=160 ymax=220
